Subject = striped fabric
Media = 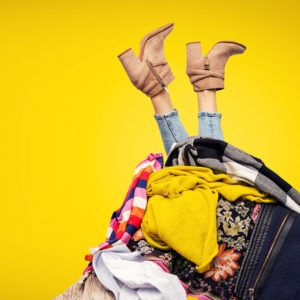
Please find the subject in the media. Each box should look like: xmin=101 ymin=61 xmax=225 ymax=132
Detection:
xmin=83 ymin=153 xmax=164 ymax=274
xmin=165 ymin=136 xmax=300 ymax=214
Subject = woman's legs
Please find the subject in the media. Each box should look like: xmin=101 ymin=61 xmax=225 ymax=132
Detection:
xmin=151 ymin=90 xmax=189 ymax=154
xmin=186 ymin=40 xmax=246 ymax=142
xmin=119 ymin=25 xmax=244 ymax=153
xmin=151 ymin=89 xmax=225 ymax=154
xmin=197 ymin=90 xmax=224 ymax=141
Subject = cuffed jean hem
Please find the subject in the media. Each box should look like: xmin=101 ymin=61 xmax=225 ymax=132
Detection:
xmin=198 ymin=112 xmax=224 ymax=141
xmin=154 ymin=109 xmax=189 ymax=155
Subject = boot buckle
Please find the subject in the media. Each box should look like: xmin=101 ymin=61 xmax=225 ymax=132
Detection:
xmin=204 ymin=56 xmax=210 ymax=70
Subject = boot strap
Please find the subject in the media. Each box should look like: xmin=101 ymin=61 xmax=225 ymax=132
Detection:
xmin=190 ymin=69 xmax=224 ymax=83
xmin=145 ymin=58 xmax=167 ymax=88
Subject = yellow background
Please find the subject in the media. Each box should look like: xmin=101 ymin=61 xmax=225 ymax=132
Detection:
xmin=1 ymin=0 xmax=299 ymax=299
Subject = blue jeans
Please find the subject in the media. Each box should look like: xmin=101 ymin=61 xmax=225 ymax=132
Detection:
xmin=154 ymin=109 xmax=224 ymax=154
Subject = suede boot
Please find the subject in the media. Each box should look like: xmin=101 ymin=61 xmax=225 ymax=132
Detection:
xmin=186 ymin=41 xmax=246 ymax=92
xmin=118 ymin=23 xmax=175 ymax=97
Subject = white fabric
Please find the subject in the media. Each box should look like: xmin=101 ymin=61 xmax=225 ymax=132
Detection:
xmin=223 ymin=160 xmax=258 ymax=185
xmin=133 ymin=196 xmax=147 ymax=209
xmin=92 ymin=244 xmax=186 ymax=300
xmin=286 ymin=195 xmax=300 ymax=214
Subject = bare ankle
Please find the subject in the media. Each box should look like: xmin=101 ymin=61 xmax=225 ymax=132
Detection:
xmin=150 ymin=90 xmax=175 ymax=115
xmin=197 ymin=89 xmax=217 ymax=112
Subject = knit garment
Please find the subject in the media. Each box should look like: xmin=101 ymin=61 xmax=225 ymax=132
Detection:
xmin=53 ymin=271 xmax=115 ymax=300
xmin=165 ymin=137 xmax=300 ymax=214
xmin=141 ymin=165 xmax=275 ymax=273
xmin=83 ymin=153 xmax=164 ymax=275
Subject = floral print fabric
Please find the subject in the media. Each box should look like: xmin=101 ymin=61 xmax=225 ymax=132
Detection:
xmin=128 ymin=197 xmax=262 ymax=300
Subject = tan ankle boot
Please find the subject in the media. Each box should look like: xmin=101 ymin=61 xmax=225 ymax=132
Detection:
xmin=118 ymin=23 xmax=175 ymax=97
xmin=186 ymin=41 xmax=246 ymax=92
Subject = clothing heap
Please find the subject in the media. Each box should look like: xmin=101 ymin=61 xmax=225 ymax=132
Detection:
xmin=54 ymin=137 xmax=300 ymax=300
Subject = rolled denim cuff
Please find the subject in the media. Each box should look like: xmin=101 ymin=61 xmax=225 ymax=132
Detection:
xmin=154 ymin=108 xmax=179 ymax=120
xmin=198 ymin=111 xmax=224 ymax=140
xmin=198 ymin=112 xmax=222 ymax=118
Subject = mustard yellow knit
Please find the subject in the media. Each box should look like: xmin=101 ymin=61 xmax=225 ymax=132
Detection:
xmin=141 ymin=165 xmax=275 ymax=273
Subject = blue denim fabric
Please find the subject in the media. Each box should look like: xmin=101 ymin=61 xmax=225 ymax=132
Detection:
xmin=198 ymin=112 xmax=224 ymax=140
xmin=154 ymin=109 xmax=224 ymax=154
xmin=154 ymin=109 xmax=189 ymax=155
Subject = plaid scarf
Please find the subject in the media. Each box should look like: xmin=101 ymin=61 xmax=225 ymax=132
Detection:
xmin=83 ymin=153 xmax=164 ymax=275
xmin=166 ymin=136 xmax=300 ymax=214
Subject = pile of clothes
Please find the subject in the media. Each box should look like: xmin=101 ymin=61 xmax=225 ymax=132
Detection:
xmin=54 ymin=137 xmax=300 ymax=300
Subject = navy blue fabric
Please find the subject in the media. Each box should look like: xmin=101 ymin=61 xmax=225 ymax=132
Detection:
xmin=258 ymin=211 xmax=300 ymax=300
xmin=246 ymin=205 xmax=289 ymax=290
xmin=238 ymin=204 xmax=300 ymax=299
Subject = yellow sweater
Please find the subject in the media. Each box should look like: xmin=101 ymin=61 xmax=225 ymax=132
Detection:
xmin=141 ymin=165 xmax=275 ymax=273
